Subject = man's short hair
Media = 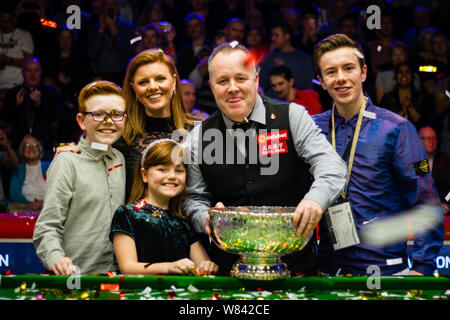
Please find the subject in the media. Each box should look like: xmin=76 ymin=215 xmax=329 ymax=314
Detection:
xmin=269 ymin=65 xmax=293 ymax=81
xmin=226 ymin=17 xmax=245 ymax=28
xmin=23 ymin=57 xmax=42 ymax=71
xmin=207 ymin=41 xmax=252 ymax=78
xmin=413 ymin=5 xmax=430 ymax=17
xmin=271 ymin=22 xmax=292 ymax=39
xmin=389 ymin=42 xmax=409 ymax=59
xmin=142 ymin=24 xmax=161 ymax=36
xmin=432 ymin=31 xmax=448 ymax=43
xmin=185 ymin=13 xmax=204 ymax=25
xmin=313 ymin=33 xmax=365 ymax=77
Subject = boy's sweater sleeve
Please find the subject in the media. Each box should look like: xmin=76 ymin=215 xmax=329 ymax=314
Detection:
xmin=32 ymin=155 xmax=74 ymax=270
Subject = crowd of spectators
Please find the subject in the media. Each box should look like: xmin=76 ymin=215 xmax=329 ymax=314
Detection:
xmin=0 ymin=0 xmax=448 ymax=211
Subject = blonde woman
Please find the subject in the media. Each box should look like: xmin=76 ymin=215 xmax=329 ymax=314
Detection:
xmin=116 ymin=48 xmax=195 ymax=199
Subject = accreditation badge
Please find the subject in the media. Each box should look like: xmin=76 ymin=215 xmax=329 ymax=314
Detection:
xmin=325 ymin=201 xmax=360 ymax=250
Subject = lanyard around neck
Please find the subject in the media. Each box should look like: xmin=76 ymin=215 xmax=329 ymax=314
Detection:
xmin=331 ymin=97 xmax=368 ymax=199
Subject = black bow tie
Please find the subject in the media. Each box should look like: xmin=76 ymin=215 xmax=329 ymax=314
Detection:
xmin=232 ymin=121 xmax=254 ymax=131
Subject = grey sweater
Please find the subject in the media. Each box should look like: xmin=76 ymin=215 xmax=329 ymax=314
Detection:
xmin=33 ymin=138 xmax=126 ymax=274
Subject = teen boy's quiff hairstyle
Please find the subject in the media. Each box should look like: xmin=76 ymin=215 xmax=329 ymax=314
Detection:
xmin=122 ymin=49 xmax=194 ymax=145
xmin=313 ymin=33 xmax=366 ymax=77
xmin=128 ymin=140 xmax=187 ymax=219
xmin=78 ymin=81 xmax=124 ymax=113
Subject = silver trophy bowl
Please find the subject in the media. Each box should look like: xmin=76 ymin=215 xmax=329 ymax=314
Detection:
xmin=209 ymin=206 xmax=312 ymax=280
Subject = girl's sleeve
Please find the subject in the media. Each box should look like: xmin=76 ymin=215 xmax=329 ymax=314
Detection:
xmin=184 ymin=219 xmax=200 ymax=246
xmin=109 ymin=205 xmax=136 ymax=242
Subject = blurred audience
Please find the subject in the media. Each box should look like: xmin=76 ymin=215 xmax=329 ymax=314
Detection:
xmin=430 ymin=32 xmax=449 ymax=80
xmin=223 ymin=17 xmax=246 ymax=43
xmin=14 ymin=0 xmax=57 ymax=64
xmin=375 ymin=43 xmax=421 ymax=104
xmin=418 ymin=126 xmax=450 ymax=215
xmin=258 ymin=22 xmax=315 ymax=95
xmin=9 ymin=134 xmax=49 ymax=212
xmin=1 ymin=57 xmax=60 ymax=161
xmin=297 ymin=6 xmax=320 ymax=56
xmin=0 ymin=128 xmax=19 ymax=211
xmin=176 ymin=13 xmax=212 ymax=79
xmin=180 ymin=79 xmax=209 ymax=121
xmin=0 ymin=3 xmax=34 ymax=90
xmin=245 ymin=7 xmax=267 ymax=38
xmin=317 ymin=0 xmax=349 ymax=39
xmin=0 ymin=0 xmax=446 ymax=211
xmin=269 ymin=65 xmax=322 ymax=115
xmin=381 ymin=62 xmax=425 ymax=128
xmin=434 ymin=76 xmax=450 ymax=155
xmin=134 ymin=24 xmax=161 ymax=54
xmin=367 ymin=10 xmax=402 ymax=77
xmin=136 ymin=1 xmax=167 ymax=31
xmin=403 ymin=6 xmax=432 ymax=63
xmin=151 ymin=21 xmax=177 ymax=62
xmin=282 ymin=9 xmax=302 ymax=49
xmin=415 ymin=27 xmax=439 ymax=68
xmin=85 ymin=0 xmax=135 ymax=85
xmin=245 ymin=27 xmax=270 ymax=65
xmin=41 ymin=26 xmax=90 ymax=143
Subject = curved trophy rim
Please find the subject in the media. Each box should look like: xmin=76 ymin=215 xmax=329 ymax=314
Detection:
xmin=208 ymin=206 xmax=297 ymax=219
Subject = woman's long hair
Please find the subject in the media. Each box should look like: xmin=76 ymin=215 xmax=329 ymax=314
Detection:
xmin=128 ymin=140 xmax=186 ymax=219
xmin=122 ymin=49 xmax=194 ymax=145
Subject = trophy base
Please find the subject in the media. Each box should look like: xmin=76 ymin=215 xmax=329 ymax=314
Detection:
xmin=230 ymin=255 xmax=290 ymax=280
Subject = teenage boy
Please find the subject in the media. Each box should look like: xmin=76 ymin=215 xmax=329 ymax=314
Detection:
xmin=312 ymin=34 xmax=443 ymax=276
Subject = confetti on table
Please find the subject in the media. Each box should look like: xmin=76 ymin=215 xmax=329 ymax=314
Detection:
xmin=187 ymin=285 xmax=199 ymax=292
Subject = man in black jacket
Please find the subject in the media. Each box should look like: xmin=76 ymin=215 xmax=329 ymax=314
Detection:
xmin=183 ymin=42 xmax=347 ymax=275
xmin=1 ymin=57 xmax=60 ymax=161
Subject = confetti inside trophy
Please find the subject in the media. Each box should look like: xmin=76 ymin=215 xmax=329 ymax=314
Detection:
xmin=209 ymin=206 xmax=313 ymax=280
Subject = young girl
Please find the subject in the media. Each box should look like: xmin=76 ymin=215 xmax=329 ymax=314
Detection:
xmin=110 ymin=139 xmax=218 ymax=276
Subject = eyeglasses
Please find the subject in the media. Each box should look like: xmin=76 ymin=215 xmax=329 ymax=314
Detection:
xmin=83 ymin=110 xmax=126 ymax=122
xmin=25 ymin=143 xmax=38 ymax=148
xmin=420 ymin=136 xmax=437 ymax=142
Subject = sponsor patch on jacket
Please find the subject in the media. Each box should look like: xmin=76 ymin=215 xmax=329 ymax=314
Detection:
xmin=257 ymin=130 xmax=288 ymax=144
xmin=259 ymin=141 xmax=288 ymax=156
xmin=257 ymin=130 xmax=289 ymax=156
xmin=414 ymin=159 xmax=429 ymax=176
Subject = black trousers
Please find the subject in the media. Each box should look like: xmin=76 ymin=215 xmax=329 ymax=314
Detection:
xmin=199 ymin=233 xmax=319 ymax=276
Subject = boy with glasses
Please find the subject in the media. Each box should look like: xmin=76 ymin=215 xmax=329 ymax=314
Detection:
xmin=33 ymin=81 xmax=127 ymax=275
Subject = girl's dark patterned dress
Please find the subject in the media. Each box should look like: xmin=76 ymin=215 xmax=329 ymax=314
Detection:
xmin=110 ymin=200 xmax=199 ymax=264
